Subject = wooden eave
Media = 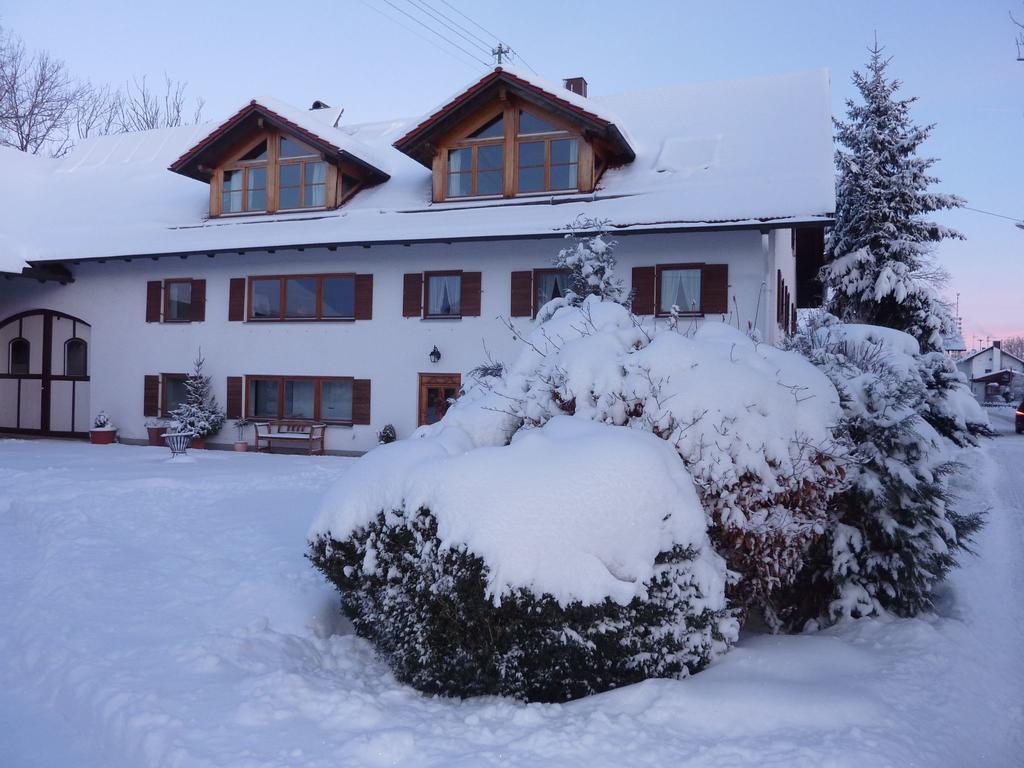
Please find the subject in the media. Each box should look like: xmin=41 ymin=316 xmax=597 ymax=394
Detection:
xmin=393 ymin=68 xmax=636 ymax=168
xmin=168 ymin=101 xmax=390 ymax=185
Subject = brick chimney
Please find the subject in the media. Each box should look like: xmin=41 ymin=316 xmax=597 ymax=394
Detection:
xmin=993 ymin=340 xmax=1002 ymax=370
xmin=563 ymin=77 xmax=588 ymax=97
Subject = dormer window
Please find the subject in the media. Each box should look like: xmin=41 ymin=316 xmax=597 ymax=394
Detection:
xmin=446 ymin=113 xmax=504 ymax=198
xmin=169 ymin=99 xmax=390 ymax=218
xmin=517 ymin=110 xmax=578 ymax=194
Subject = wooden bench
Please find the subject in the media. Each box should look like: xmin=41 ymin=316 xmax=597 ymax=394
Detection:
xmin=253 ymin=421 xmax=327 ymax=455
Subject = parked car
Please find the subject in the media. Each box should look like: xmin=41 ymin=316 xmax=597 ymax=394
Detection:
xmin=1017 ymin=399 xmax=1024 ymax=434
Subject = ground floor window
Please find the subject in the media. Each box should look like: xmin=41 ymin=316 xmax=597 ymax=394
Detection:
xmin=246 ymin=376 xmax=353 ymax=424
xmin=657 ymin=265 xmax=702 ymax=315
xmin=9 ymin=337 xmax=29 ymax=375
xmin=534 ymin=269 xmax=570 ymax=314
xmin=162 ymin=373 xmax=189 ymax=415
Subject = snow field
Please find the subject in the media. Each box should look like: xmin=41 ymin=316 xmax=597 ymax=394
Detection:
xmin=1 ymin=437 xmax=1021 ymax=766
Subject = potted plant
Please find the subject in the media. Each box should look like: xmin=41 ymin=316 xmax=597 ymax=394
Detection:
xmin=89 ymin=411 xmax=117 ymax=444
xmin=145 ymin=417 xmax=174 ymax=446
xmin=233 ymin=418 xmax=252 ymax=452
xmin=168 ymin=351 xmax=225 ymax=449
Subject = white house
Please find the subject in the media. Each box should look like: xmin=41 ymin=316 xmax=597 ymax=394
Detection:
xmin=0 ymin=67 xmax=834 ymax=452
xmin=956 ymin=341 xmax=1024 ymax=402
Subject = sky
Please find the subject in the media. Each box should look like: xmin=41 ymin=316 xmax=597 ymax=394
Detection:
xmin=2 ymin=0 xmax=1021 ymax=348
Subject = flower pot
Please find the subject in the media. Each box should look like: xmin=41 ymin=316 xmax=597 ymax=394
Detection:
xmin=147 ymin=426 xmax=166 ymax=446
xmin=90 ymin=429 xmax=116 ymax=445
xmin=191 ymin=437 xmax=206 ymax=450
xmin=233 ymin=441 xmax=249 ymax=452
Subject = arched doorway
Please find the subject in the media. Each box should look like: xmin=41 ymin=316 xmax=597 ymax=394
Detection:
xmin=0 ymin=309 xmax=91 ymax=437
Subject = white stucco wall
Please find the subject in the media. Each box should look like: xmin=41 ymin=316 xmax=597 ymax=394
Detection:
xmin=0 ymin=229 xmax=774 ymax=452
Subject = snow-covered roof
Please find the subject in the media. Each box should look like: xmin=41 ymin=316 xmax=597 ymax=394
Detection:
xmin=0 ymin=68 xmax=835 ymax=273
xmin=959 ymin=345 xmax=1024 ymax=367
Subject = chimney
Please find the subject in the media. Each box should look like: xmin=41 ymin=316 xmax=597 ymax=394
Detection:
xmin=994 ymin=340 xmax=1002 ymax=349
xmin=310 ymin=100 xmax=330 ymax=110
xmin=563 ymin=77 xmax=588 ymax=97
xmin=993 ymin=340 xmax=1002 ymax=370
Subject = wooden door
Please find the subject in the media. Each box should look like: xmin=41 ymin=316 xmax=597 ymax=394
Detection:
xmin=417 ymin=373 xmax=461 ymax=426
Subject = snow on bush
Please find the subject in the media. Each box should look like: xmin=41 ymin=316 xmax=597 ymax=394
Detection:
xmin=783 ymin=311 xmax=985 ymax=624
xmin=309 ymin=417 xmax=736 ymax=702
xmin=170 ymin=353 xmax=225 ymax=440
xmin=475 ymin=296 xmax=848 ymax=625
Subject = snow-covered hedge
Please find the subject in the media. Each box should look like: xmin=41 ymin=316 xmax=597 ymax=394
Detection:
xmin=783 ymin=312 xmax=985 ymax=624
xmin=309 ymin=418 xmax=736 ymax=702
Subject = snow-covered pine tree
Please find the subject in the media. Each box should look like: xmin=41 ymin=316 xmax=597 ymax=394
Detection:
xmin=553 ymin=216 xmax=626 ymax=306
xmin=783 ymin=312 xmax=983 ymax=624
xmin=171 ymin=352 xmax=225 ymax=440
xmin=823 ymin=41 xmax=964 ymax=355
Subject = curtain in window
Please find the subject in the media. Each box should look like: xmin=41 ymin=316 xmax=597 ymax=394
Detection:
xmin=660 ymin=269 xmax=701 ymax=314
xmin=428 ymin=275 xmax=461 ymax=316
xmin=535 ymin=271 xmax=569 ymax=309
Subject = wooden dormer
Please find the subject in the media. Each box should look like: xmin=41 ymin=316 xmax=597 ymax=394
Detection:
xmin=169 ymin=99 xmax=390 ymax=217
xmin=393 ymin=68 xmax=634 ymax=203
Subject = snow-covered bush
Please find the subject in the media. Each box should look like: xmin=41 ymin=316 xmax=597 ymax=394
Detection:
xmin=93 ymin=411 xmax=113 ymax=429
xmin=482 ymin=297 xmax=848 ymax=626
xmin=170 ymin=353 xmax=224 ymax=440
xmin=783 ymin=312 xmax=984 ymax=624
xmin=309 ymin=418 xmax=736 ymax=702
xmin=376 ymin=423 xmax=397 ymax=444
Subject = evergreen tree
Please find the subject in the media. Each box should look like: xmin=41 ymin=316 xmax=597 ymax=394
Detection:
xmin=171 ymin=352 xmax=225 ymax=439
xmin=823 ymin=42 xmax=964 ymax=354
xmin=553 ymin=216 xmax=626 ymax=307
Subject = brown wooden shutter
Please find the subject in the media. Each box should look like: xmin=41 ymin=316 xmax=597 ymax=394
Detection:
xmin=701 ymin=264 xmax=729 ymax=315
xmin=352 ymin=379 xmax=371 ymax=425
xmin=510 ymin=270 xmax=533 ymax=317
xmin=190 ymin=279 xmax=206 ymax=322
xmin=144 ymin=375 xmax=160 ymax=417
xmin=461 ymin=272 xmax=482 ymax=317
xmin=146 ymin=281 xmax=162 ymax=322
xmin=631 ymin=266 xmax=656 ymax=315
xmin=776 ymin=270 xmax=784 ymax=324
xmin=354 ymin=274 xmax=373 ymax=320
xmin=226 ymin=376 xmax=243 ymax=419
xmin=228 ymin=278 xmax=246 ymax=321
xmin=403 ymin=273 xmax=423 ymax=317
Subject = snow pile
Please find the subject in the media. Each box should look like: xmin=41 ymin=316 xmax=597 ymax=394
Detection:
xmin=312 ymin=417 xmax=719 ymax=608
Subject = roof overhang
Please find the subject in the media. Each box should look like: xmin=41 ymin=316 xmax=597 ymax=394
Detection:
xmin=168 ymin=101 xmax=390 ymax=184
xmin=393 ymin=68 xmax=636 ymax=168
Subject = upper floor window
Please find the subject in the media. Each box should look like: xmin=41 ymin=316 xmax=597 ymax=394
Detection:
xmin=442 ymin=107 xmax=582 ymax=200
xmin=164 ymin=279 xmax=194 ymax=322
xmin=9 ymin=337 xmax=29 ymax=375
xmin=446 ymin=113 xmax=504 ymax=199
xmin=220 ymin=134 xmax=328 ymax=215
xmin=249 ymin=274 xmax=357 ymax=321
xmin=65 ymin=338 xmax=87 ymax=377
xmin=425 ymin=272 xmax=462 ymax=318
xmin=517 ymin=110 xmax=578 ymax=194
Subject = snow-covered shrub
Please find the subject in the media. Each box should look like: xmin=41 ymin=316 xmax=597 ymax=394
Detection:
xmin=170 ymin=353 xmax=225 ymax=439
xmin=93 ymin=411 xmax=113 ymax=429
xmin=783 ymin=312 xmax=984 ymax=624
xmin=916 ymin=351 xmax=993 ymax=445
xmin=439 ymin=297 xmax=847 ymax=626
xmin=376 ymin=423 xmax=397 ymax=444
xmin=309 ymin=418 xmax=736 ymax=702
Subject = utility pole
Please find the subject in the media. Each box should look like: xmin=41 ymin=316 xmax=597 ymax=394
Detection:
xmin=492 ymin=42 xmax=511 ymax=66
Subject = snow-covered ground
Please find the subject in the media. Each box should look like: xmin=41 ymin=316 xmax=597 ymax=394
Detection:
xmin=1 ymin=429 xmax=1021 ymax=767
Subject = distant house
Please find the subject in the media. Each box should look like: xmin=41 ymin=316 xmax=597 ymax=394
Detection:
xmin=957 ymin=341 xmax=1024 ymax=401
xmin=0 ymin=67 xmax=834 ymax=451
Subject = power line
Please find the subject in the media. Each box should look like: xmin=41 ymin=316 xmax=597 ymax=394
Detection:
xmin=406 ymin=0 xmax=493 ymax=56
xmin=962 ymin=206 xmax=1023 ymax=223
xmin=435 ymin=0 xmax=540 ymax=75
xmin=379 ymin=0 xmax=492 ymax=67
xmin=359 ymin=0 xmax=486 ymax=71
